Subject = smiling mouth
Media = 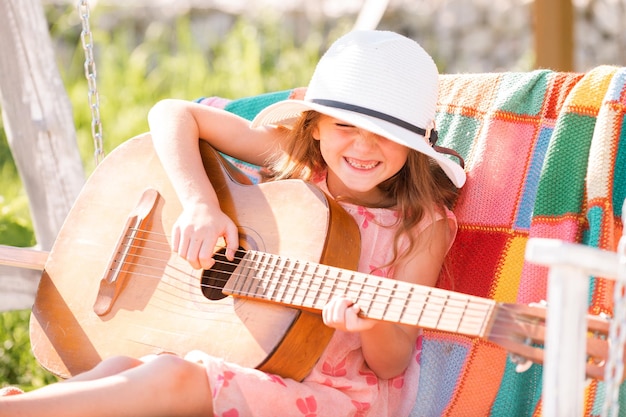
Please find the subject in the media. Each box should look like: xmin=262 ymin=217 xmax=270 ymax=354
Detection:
xmin=345 ymin=157 xmax=380 ymax=170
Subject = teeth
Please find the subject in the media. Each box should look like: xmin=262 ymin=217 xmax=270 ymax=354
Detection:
xmin=346 ymin=158 xmax=378 ymax=169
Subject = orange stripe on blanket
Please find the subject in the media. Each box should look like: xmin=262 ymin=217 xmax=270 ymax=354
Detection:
xmin=442 ymin=340 xmax=508 ymax=417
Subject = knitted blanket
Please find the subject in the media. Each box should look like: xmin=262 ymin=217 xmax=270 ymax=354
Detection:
xmin=197 ymin=65 xmax=626 ymax=416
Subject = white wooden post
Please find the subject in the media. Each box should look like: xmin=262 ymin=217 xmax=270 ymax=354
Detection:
xmin=543 ymin=264 xmax=588 ymax=417
xmin=0 ymin=0 xmax=85 ymax=310
xmin=526 ymin=238 xmax=621 ymax=417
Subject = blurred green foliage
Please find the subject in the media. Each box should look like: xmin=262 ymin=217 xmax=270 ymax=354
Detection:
xmin=0 ymin=310 xmax=58 ymax=390
xmin=0 ymin=5 xmax=350 ymax=391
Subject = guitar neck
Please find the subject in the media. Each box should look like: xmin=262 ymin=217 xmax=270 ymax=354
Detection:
xmin=223 ymin=250 xmax=497 ymax=338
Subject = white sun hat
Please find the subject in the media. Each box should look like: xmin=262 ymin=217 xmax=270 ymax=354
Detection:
xmin=250 ymin=29 xmax=466 ymax=188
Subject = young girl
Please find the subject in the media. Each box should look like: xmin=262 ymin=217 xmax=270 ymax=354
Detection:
xmin=1 ymin=30 xmax=465 ymax=417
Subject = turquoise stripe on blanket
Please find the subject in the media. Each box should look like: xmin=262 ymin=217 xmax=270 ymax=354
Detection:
xmin=197 ymin=90 xmax=293 ymax=184
xmin=412 ymin=339 xmax=469 ymax=416
xmin=490 ymin=361 xmax=542 ymax=416
xmin=224 ymin=90 xmax=292 ymax=121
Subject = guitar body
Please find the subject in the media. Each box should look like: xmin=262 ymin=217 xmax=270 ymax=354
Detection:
xmin=29 ymin=133 xmax=360 ymax=381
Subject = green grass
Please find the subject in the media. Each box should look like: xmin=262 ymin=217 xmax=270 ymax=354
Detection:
xmin=0 ymin=6 xmax=350 ymax=390
xmin=0 ymin=311 xmax=59 ymax=390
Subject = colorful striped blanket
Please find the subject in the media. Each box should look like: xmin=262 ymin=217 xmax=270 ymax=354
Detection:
xmin=198 ymin=65 xmax=626 ymax=416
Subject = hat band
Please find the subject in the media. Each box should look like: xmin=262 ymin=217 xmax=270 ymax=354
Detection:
xmin=310 ymin=99 xmax=438 ymax=143
xmin=310 ymin=98 xmax=465 ymax=169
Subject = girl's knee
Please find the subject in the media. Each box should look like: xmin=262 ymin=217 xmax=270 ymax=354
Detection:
xmin=148 ymin=354 xmax=208 ymax=387
xmin=142 ymin=354 xmax=213 ymax=414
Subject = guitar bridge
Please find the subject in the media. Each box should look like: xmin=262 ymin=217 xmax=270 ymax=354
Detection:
xmin=93 ymin=188 xmax=160 ymax=316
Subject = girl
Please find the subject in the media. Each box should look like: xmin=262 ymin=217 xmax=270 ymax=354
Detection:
xmin=1 ymin=30 xmax=465 ymax=417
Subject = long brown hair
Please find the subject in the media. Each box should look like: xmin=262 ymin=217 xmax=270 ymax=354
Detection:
xmin=266 ymin=111 xmax=460 ymax=270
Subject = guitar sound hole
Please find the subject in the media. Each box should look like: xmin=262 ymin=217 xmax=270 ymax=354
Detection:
xmin=200 ymin=247 xmax=245 ymax=300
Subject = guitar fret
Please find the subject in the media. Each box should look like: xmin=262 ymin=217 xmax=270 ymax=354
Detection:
xmin=406 ymin=285 xmax=433 ymax=325
xmin=388 ymin=283 xmax=404 ymax=321
xmin=255 ymin=252 xmax=270 ymax=299
xmin=299 ymin=261 xmax=318 ymax=309
xmin=436 ymin=294 xmax=450 ymax=330
xmin=232 ymin=251 xmax=257 ymax=296
xmin=282 ymin=258 xmax=299 ymax=305
xmin=323 ymin=266 xmax=349 ymax=306
xmin=414 ymin=288 xmax=431 ymax=327
xmin=267 ymin=252 xmax=281 ymax=299
xmin=362 ymin=275 xmax=381 ymax=319
xmin=251 ymin=251 xmax=268 ymax=298
xmin=421 ymin=292 xmax=449 ymax=330
xmin=384 ymin=280 xmax=404 ymax=321
xmin=398 ymin=289 xmax=414 ymax=321
xmin=264 ymin=255 xmax=281 ymax=300
xmin=463 ymin=303 xmax=485 ymax=333
xmin=447 ymin=296 xmax=468 ymax=333
xmin=349 ymin=272 xmax=367 ymax=309
xmin=371 ymin=276 xmax=398 ymax=321
xmin=459 ymin=298 xmax=493 ymax=335
xmin=276 ymin=257 xmax=296 ymax=303
xmin=363 ymin=275 xmax=379 ymax=318
xmin=458 ymin=297 xmax=485 ymax=333
xmin=439 ymin=294 xmax=465 ymax=330
xmin=290 ymin=260 xmax=310 ymax=306
xmin=326 ymin=267 xmax=338 ymax=301
xmin=315 ymin=265 xmax=329 ymax=308
xmin=323 ymin=266 xmax=335 ymax=306
xmin=401 ymin=285 xmax=420 ymax=324
xmin=335 ymin=269 xmax=350 ymax=298
xmin=307 ymin=264 xmax=328 ymax=310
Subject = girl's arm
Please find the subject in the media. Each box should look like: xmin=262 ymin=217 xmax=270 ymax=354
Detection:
xmin=148 ymin=99 xmax=286 ymax=269
xmin=323 ymin=218 xmax=453 ymax=380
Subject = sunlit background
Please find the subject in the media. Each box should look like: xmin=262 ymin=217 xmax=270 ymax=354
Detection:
xmin=43 ymin=0 xmax=626 ymax=73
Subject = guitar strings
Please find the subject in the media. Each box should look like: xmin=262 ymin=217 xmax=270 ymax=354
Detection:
xmin=103 ymin=228 xmax=566 ymax=337
xmin=121 ymin=227 xmax=611 ymax=350
xmin=103 ymin=231 xmax=614 ymax=367
xmin=120 ymin=229 xmax=498 ymax=316
xmin=123 ymin=232 xmax=556 ymax=334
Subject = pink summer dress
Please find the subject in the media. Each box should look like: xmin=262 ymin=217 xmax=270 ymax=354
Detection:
xmin=185 ymin=177 xmax=458 ymax=417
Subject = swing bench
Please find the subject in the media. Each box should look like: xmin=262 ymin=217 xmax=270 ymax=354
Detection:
xmin=28 ymin=66 xmax=626 ymax=417
xmin=189 ymin=66 xmax=626 ymax=416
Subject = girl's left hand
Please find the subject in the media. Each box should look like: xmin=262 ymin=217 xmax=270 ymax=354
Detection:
xmin=322 ymin=297 xmax=377 ymax=332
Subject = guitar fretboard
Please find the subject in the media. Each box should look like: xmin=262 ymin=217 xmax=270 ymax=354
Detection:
xmin=223 ymin=250 xmax=496 ymax=337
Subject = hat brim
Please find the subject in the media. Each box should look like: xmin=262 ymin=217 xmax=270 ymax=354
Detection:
xmin=251 ymin=100 xmax=466 ymax=188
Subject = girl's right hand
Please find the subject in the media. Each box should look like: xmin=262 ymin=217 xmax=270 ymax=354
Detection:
xmin=171 ymin=202 xmax=239 ymax=270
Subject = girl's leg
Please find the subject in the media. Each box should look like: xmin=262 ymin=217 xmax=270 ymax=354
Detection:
xmin=64 ymin=355 xmax=145 ymax=382
xmin=0 ymin=354 xmax=213 ymax=417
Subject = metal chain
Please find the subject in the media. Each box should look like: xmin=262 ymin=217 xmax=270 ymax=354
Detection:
xmin=77 ymin=0 xmax=105 ymax=165
xmin=602 ymin=203 xmax=626 ymax=417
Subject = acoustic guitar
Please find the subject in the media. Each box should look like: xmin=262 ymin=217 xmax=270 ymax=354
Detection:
xmin=25 ymin=133 xmax=612 ymax=382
